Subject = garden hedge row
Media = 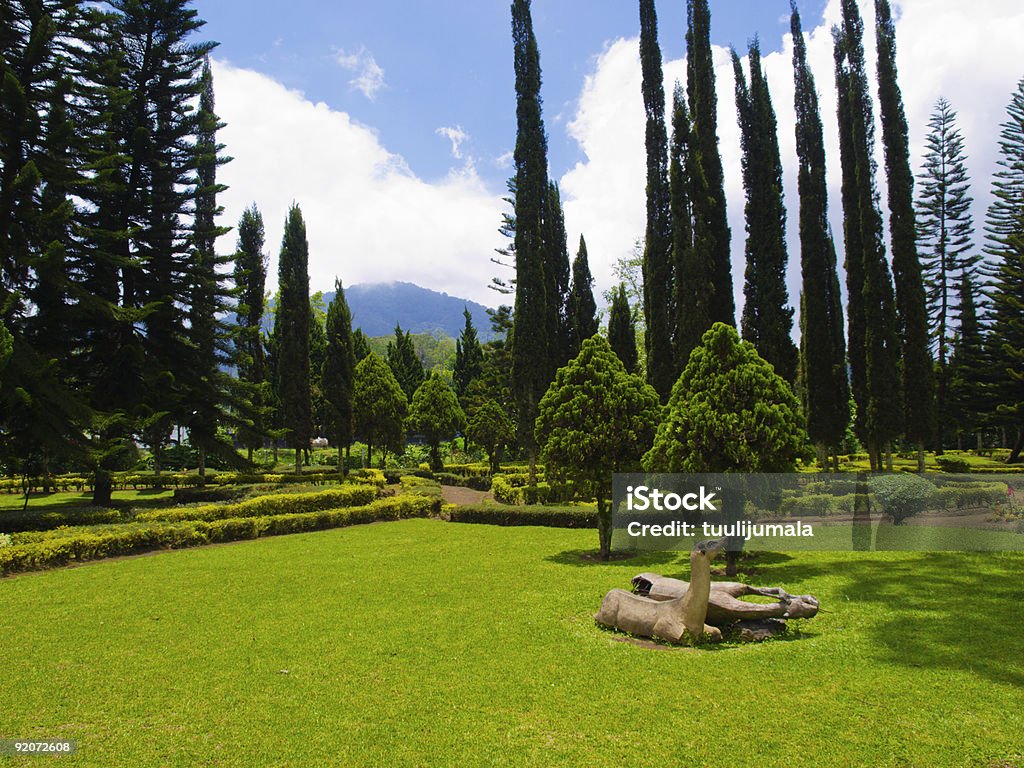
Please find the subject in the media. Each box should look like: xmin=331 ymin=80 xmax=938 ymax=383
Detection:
xmin=491 ymin=475 xmax=575 ymax=505
xmin=136 ymin=485 xmax=379 ymax=524
xmin=448 ymin=504 xmax=597 ymax=528
xmin=0 ymin=507 xmax=125 ymax=535
xmin=0 ymin=495 xmax=439 ymax=575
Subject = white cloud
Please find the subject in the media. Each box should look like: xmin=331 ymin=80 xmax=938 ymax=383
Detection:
xmin=212 ymin=60 xmax=503 ymax=306
xmin=559 ymin=0 xmax=1024 ymax=315
xmin=494 ymin=150 xmax=514 ymax=170
xmin=436 ymin=125 xmax=469 ymax=160
xmin=334 ymin=47 xmax=386 ymax=100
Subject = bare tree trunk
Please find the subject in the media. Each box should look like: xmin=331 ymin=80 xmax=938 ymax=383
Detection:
xmin=917 ymin=447 xmax=925 ymax=474
xmin=1008 ymin=428 xmax=1024 ymax=464
xmin=295 ymin=447 xmax=302 ymax=475
xmin=198 ymin=447 xmax=206 ymax=487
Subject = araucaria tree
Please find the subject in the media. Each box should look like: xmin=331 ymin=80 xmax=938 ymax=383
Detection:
xmin=353 ymin=353 xmax=408 ymax=468
xmin=875 ymin=0 xmax=934 ymax=470
xmin=322 ymin=280 xmax=357 ymax=474
xmin=638 ymin=0 xmax=674 ymax=400
xmin=687 ymin=0 xmax=733 ymax=327
xmin=732 ymin=41 xmax=798 ymax=383
xmin=833 ymin=0 xmax=901 ymax=471
xmin=510 ymin=0 xmax=551 ymax=479
xmin=917 ymin=98 xmax=977 ymax=452
xmin=408 ymin=373 xmax=466 ymax=472
xmin=566 ymin=235 xmax=598 ymax=357
xmin=984 ymin=77 xmax=1024 ymax=463
xmin=274 ymin=204 xmax=313 ymax=473
xmin=608 ymin=284 xmax=639 ymax=374
xmin=790 ymin=3 xmax=849 ymax=468
xmin=234 ymin=204 xmax=270 ymax=461
xmin=535 ymin=336 xmax=661 ymax=560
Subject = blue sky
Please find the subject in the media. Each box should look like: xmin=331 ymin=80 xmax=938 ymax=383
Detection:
xmin=196 ymin=0 xmax=1024 ymax=309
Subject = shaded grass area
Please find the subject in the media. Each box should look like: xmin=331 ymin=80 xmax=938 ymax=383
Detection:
xmin=0 ymin=489 xmax=175 ymax=513
xmin=1 ymin=520 xmax=1022 ymax=767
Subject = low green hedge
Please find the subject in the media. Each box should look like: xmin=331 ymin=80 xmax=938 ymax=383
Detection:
xmin=0 ymin=496 xmax=439 ymax=575
xmin=0 ymin=507 xmax=125 ymax=535
xmin=491 ymin=475 xmax=575 ymax=505
xmin=434 ymin=472 xmax=492 ymax=491
xmin=448 ymin=504 xmax=596 ymax=528
xmin=441 ymin=463 xmax=492 ymax=478
xmin=136 ymin=485 xmax=379 ymax=524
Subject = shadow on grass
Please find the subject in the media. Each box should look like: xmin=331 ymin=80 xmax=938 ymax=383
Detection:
xmin=546 ymin=549 xmax=680 ymax=569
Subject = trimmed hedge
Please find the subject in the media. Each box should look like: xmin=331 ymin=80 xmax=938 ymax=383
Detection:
xmin=0 ymin=495 xmax=439 ymax=575
xmin=0 ymin=507 xmax=124 ymax=535
xmin=448 ymin=504 xmax=597 ymax=528
xmin=434 ymin=472 xmax=492 ymax=491
xmin=935 ymin=456 xmax=971 ymax=473
xmin=136 ymin=486 xmax=379 ymax=524
xmin=491 ymin=475 xmax=575 ymax=505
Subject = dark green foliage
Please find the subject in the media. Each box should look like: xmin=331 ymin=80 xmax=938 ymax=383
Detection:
xmin=607 ymin=283 xmax=638 ymax=374
xmin=535 ymin=335 xmax=661 ymax=559
xmin=566 ymin=235 xmax=598 ymax=357
xmin=352 ymin=329 xmax=371 ymax=362
xmin=833 ymin=0 xmax=901 ymax=468
xmin=510 ymin=0 xmax=550 ymax=457
xmin=687 ymin=0 xmax=733 ymax=327
xmin=323 ymin=280 xmax=357 ymax=472
xmin=732 ymin=42 xmax=798 ymax=383
xmin=408 ymin=373 xmax=467 ymax=472
xmin=464 ymin=305 xmax=515 ymax=425
xmin=386 ymin=324 xmax=425 ymax=402
xmin=644 ymin=323 xmax=807 ymax=473
xmin=948 ymin=274 xmax=989 ymax=444
xmin=984 ymin=77 xmax=1024 ymax=462
xmin=274 ymin=205 xmax=313 ymax=468
xmin=466 ymin=399 xmax=515 ymax=474
xmin=875 ymin=0 xmax=934 ymax=453
xmin=448 ymin=504 xmax=596 ymax=529
xmin=234 ymin=204 xmax=270 ymax=455
xmin=869 ymin=473 xmax=935 ymax=525
xmin=308 ymin=292 xmax=328 ymax=438
xmin=353 ymin=352 xmax=407 ymax=468
xmin=918 ymin=98 xmax=978 ymax=450
xmin=791 ymin=4 xmax=849 ymax=454
xmin=542 ymin=181 xmax=571 ymax=372
xmin=638 ymin=0 xmax=674 ymax=400
xmin=453 ymin=308 xmax=484 ymax=401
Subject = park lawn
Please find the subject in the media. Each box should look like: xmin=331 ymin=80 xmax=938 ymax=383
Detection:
xmin=0 ymin=489 xmax=175 ymax=513
xmin=1 ymin=520 xmax=1022 ymax=767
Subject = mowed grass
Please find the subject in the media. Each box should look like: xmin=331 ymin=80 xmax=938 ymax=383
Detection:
xmin=0 ymin=489 xmax=175 ymax=513
xmin=1 ymin=520 xmax=1022 ymax=767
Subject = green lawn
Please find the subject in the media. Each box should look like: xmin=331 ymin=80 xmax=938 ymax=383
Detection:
xmin=1 ymin=520 xmax=1022 ymax=767
xmin=0 ymin=489 xmax=175 ymax=513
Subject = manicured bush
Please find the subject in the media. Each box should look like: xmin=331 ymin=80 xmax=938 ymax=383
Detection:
xmin=936 ymin=456 xmax=971 ymax=473
xmin=136 ymin=486 xmax=379 ymax=524
xmin=448 ymin=504 xmax=597 ymax=528
xmin=434 ymin=473 xmax=492 ymax=491
xmin=869 ymin=474 xmax=937 ymax=524
xmin=173 ymin=486 xmax=248 ymax=504
xmin=0 ymin=507 xmax=124 ymax=535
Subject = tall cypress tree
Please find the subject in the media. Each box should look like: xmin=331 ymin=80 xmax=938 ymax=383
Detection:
xmin=323 ymin=279 xmax=356 ymax=474
xmin=791 ymin=3 xmax=849 ymax=466
xmin=542 ymin=181 xmax=571 ymax=374
xmin=233 ymin=204 xmax=269 ymax=462
xmin=274 ymin=204 xmax=313 ymax=473
xmin=834 ymin=0 xmax=901 ymax=471
xmin=875 ymin=0 xmax=933 ymax=469
xmin=984 ymin=77 xmax=1024 ymax=462
xmin=732 ymin=41 xmax=797 ymax=383
xmin=608 ymin=283 xmax=638 ymax=375
xmin=917 ymin=98 xmax=977 ymax=453
xmin=454 ymin=308 xmax=484 ymax=401
xmin=567 ymin=235 xmax=599 ymax=357
xmin=687 ymin=0 xmax=733 ymax=327
xmin=386 ymin=324 xmax=425 ymax=402
xmin=510 ymin=0 xmax=550 ymax=476
xmin=638 ymin=0 xmax=673 ymax=400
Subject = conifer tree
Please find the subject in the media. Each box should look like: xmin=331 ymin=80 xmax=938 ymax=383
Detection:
xmin=833 ymin=0 xmax=901 ymax=470
xmin=274 ymin=204 xmax=313 ymax=473
xmin=454 ymin=308 xmax=484 ymax=401
xmin=510 ymin=0 xmax=550 ymax=477
xmin=386 ymin=324 xmax=425 ymax=402
xmin=308 ymin=292 xmax=328 ymax=440
xmin=352 ymin=328 xmax=371 ymax=362
xmin=608 ymin=283 xmax=639 ymax=375
xmin=353 ymin=352 xmax=407 ymax=468
xmin=732 ymin=42 xmax=798 ymax=383
xmin=947 ymin=274 xmax=989 ymax=449
xmin=687 ymin=0 xmax=733 ymax=326
xmin=917 ymin=98 xmax=977 ymax=452
xmin=791 ymin=3 xmax=849 ymax=467
xmin=566 ymin=235 xmax=598 ymax=357
xmin=542 ymin=181 xmax=571 ymax=372
xmin=234 ymin=204 xmax=269 ymax=462
xmin=875 ymin=0 xmax=933 ymax=469
xmin=638 ymin=0 xmax=674 ymax=400
xmin=323 ymin=280 xmax=356 ymax=473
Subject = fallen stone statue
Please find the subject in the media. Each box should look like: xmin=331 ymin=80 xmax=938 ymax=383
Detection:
xmin=593 ymin=539 xmax=820 ymax=645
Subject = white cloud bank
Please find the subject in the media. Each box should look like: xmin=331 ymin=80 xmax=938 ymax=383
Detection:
xmin=560 ymin=0 xmax=1024 ymax=311
xmin=213 ymin=60 xmax=504 ymax=306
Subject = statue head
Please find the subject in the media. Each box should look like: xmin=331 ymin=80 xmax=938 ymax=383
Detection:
xmin=693 ymin=538 xmax=725 ymax=559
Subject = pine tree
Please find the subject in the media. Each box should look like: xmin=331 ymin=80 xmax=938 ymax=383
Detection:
xmin=274 ymin=204 xmax=313 ymax=473
xmin=875 ymin=0 xmax=934 ymax=469
xmin=791 ymin=3 xmax=849 ymax=466
xmin=638 ymin=0 xmax=674 ymax=400
xmin=352 ymin=328 xmax=371 ymax=362
xmin=687 ymin=0 xmax=733 ymax=327
xmin=732 ymin=41 xmax=798 ymax=383
xmin=454 ymin=307 xmax=484 ymax=401
xmin=386 ymin=324 xmax=425 ymax=402
xmin=833 ymin=0 xmax=901 ymax=470
xmin=510 ymin=0 xmax=550 ymax=477
xmin=917 ymin=98 xmax=977 ymax=452
xmin=322 ymin=279 xmax=356 ymax=474
xmin=233 ymin=204 xmax=269 ymax=462
xmin=947 ymin=273 xmax=989 ymax=448
xmin=542 ymin=181 xmax=571 ymax=373
xmin=566 ymin=235 xmax=598 ymax=357
xmin=608 ymin=283 xmax=639 ymax=374
xmin=984 ymin=77 xmax=1024 ymax=462
xmin=308 ymin=292 xmax=328 ymax=441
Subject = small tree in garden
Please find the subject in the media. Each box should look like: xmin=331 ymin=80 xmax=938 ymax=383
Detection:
xmin=869 ymin=473 xmax=936 ymax=525
xmin=466 ymin=399 xmax=515 ymax=474
xmin=535 ymin=336 xmax=661 ymax=560
xmin=353 ymin=353 xmax=407 ymax=468
xmin=408 ymin=373 xmax=466 ymax=472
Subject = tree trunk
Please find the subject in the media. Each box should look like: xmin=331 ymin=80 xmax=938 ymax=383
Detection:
xmin=295 ymin=447 xmax=302 ymax=475
xmin=597 ymin=490 xmax=611 ymax=561
xmin=247 ymin=446 xmax=254 ymax=465
xmin=93 ymin=469 xmax=113 ymax=507
xmin=917 ymin=447 xmax=925 ymax=474
xmin=831 ymin=446 xmax=841 ymax=473
xmin=1008 ymin=427 xmax=1024 ymax=464
xmin=885 ymin=447 xmax=893 ymax=473
xmin=815 ymin=442 xmax=828 ymax=470
xmin=528 ymin=451 xmax=537 ymax=487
